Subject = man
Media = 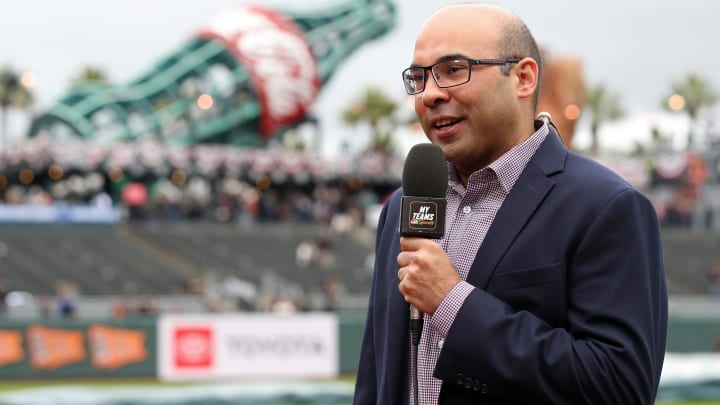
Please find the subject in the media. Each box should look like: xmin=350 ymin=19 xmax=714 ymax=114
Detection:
xmin=353 ymin=4 xmax=667 ymax=405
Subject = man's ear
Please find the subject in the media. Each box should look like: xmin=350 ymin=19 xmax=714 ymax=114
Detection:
xmin=515 ymin=57 xmax=539 ymax=100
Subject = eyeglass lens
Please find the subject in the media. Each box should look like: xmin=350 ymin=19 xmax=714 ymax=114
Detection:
xmin=403 ymin=59 xmax=471 ymax=94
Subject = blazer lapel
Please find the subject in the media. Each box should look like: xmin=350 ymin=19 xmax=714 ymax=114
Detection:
xmin=466 ymin=131 xmax=567 ymax=289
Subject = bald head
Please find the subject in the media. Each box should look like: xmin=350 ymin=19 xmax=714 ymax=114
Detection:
xmin=428 ymin=3 xmax=517 ymax=27
xmin=416 ymin=3 xmax=543 ymax=108
xmin=417 ymin=5 xmax=506 ymax=52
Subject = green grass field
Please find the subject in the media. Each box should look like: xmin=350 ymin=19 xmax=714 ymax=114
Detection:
xmin=658 ymin=402 xmax=720 ymax=405
xmin=0 ymin=380 xmax=716 ymax=404
xmin=0 ymin=379 xmax=187 ymax=392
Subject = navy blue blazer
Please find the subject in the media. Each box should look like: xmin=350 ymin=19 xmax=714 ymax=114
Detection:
xmin=353 ymin=131 xmax=668 ymax=404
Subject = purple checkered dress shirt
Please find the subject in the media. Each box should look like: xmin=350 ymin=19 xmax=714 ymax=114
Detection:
xmin=407 ymin=122 xmax=549 ymax=405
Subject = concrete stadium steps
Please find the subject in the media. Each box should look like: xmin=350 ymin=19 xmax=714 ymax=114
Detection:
xmin=661 ymin=229 xmax=720 ymax=295
xmin=0 ymin=237 xmax=56 ymax=293
xmin=126 ymin=223 xmax=375 ymax=296
xmin=0 ymin=222 xmax=376 ymax=302
xmin=0 ymin=224 xmax=189 ymax=296
xmin=1 ymin=223 xmax=715 ymax=303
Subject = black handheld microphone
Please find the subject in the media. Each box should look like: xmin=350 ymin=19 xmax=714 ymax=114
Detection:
xmin=400 ymin=143 xmax=447 ymax=405
xmin=400 ymin=143 xmax=448 ymax=239
xmin=400 ymin=143 xmax=448 ymax=346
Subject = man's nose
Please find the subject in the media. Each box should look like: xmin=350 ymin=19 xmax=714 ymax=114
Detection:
xmin=421 ymin=74 xmax=449 ymax=107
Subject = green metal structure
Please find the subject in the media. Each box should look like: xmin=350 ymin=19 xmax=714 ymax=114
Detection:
xmin=27 ymin=0 xmax=395 ymax=147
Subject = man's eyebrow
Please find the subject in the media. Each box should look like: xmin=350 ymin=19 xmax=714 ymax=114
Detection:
xmin=409 ymin=53 xmax=470 ymax=69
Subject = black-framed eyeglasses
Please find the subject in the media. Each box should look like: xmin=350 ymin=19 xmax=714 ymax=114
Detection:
xmin=402 ymin=57 xmax=520 ymax=95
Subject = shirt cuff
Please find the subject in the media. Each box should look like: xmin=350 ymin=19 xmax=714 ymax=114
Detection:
xmin=430 ymin=281 xmax=475 ymax=338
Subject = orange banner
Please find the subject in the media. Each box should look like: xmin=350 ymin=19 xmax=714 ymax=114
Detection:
xmin=88 ymin=324 xmax=148 ymax=369
xmin=0 ymin=329 xmax=24 ymax=367
xmin=26 ymin=325 xmax=86 ymax=370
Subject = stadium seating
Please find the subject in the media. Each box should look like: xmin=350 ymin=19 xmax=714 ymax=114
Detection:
xmin=0 ymin=223 xmax=716 ymax=315
xmin=0 ymin=224 xmax=189 ymax=296
xmin=661 ymin=228 xmax=720 ymax=295
xmin=0 ymin=222 xmax=375 ymax=310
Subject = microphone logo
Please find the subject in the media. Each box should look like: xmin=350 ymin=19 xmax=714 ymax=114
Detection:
xmin=400 ymin=197 xmax=445 ymax=238
xmin=408 ymin=202 xmax=438 ymax=228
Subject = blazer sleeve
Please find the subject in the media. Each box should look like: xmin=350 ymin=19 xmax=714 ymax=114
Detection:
xmin=434 ymin=187 xmax=668 ymax=404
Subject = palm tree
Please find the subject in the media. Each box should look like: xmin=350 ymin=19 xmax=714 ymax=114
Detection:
xmin=342 ymin=86 xmax=398 ymax=154
xmin=70 ymin=65 xmax=110 ymax=88
xmin=0 ymin=66 xmax=34 ymax=157
xmin=663 ymin=73 xmax=718 ymax=149
xmin=584 ymin=83 xmax=625 ymax=155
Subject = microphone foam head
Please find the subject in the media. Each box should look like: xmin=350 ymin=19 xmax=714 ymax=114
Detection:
xmin=402 ymin=143 xmax=448 ymax=198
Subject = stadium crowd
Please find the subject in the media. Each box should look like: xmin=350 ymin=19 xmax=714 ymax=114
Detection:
xmin=0 ymin=138 xmax=400 ymax=225
xmin=2 ymin=144 xmax=719 ymax=230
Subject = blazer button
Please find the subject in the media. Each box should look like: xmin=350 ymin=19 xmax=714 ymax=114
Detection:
xmin=455 ymin=374 xmax=465 ymax=385
xmin=464 ymin=377 xmax=473 ymax=389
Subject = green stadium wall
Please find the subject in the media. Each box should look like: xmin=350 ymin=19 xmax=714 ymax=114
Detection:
xmin=0 ymin=312 xmax=717 ymax=379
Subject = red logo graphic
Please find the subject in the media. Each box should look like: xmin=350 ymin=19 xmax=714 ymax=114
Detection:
xmin=173 ymin=327 xmax=213 ymax=368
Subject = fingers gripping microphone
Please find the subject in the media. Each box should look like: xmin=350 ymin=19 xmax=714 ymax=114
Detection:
xmin=400 ymin=143 xmax=448 ymax=346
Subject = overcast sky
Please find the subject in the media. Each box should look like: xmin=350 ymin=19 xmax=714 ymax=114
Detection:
xmin=1 ymin=0 xmax=718 ymax=156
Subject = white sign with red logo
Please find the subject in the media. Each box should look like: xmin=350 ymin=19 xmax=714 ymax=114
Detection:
xmin=157 ymin=313 xmax=338 ymax=380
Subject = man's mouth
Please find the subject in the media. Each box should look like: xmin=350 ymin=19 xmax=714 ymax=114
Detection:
xmin=434 ymin=118 xmax=460 ymax=129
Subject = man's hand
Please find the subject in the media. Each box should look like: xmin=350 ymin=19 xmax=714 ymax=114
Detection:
xmin=397 ymin=236 xmax=461 ymax=314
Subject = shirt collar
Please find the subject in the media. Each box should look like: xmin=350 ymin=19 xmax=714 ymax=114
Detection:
xmin=448 ymin=120 xmax=549 ymax=193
